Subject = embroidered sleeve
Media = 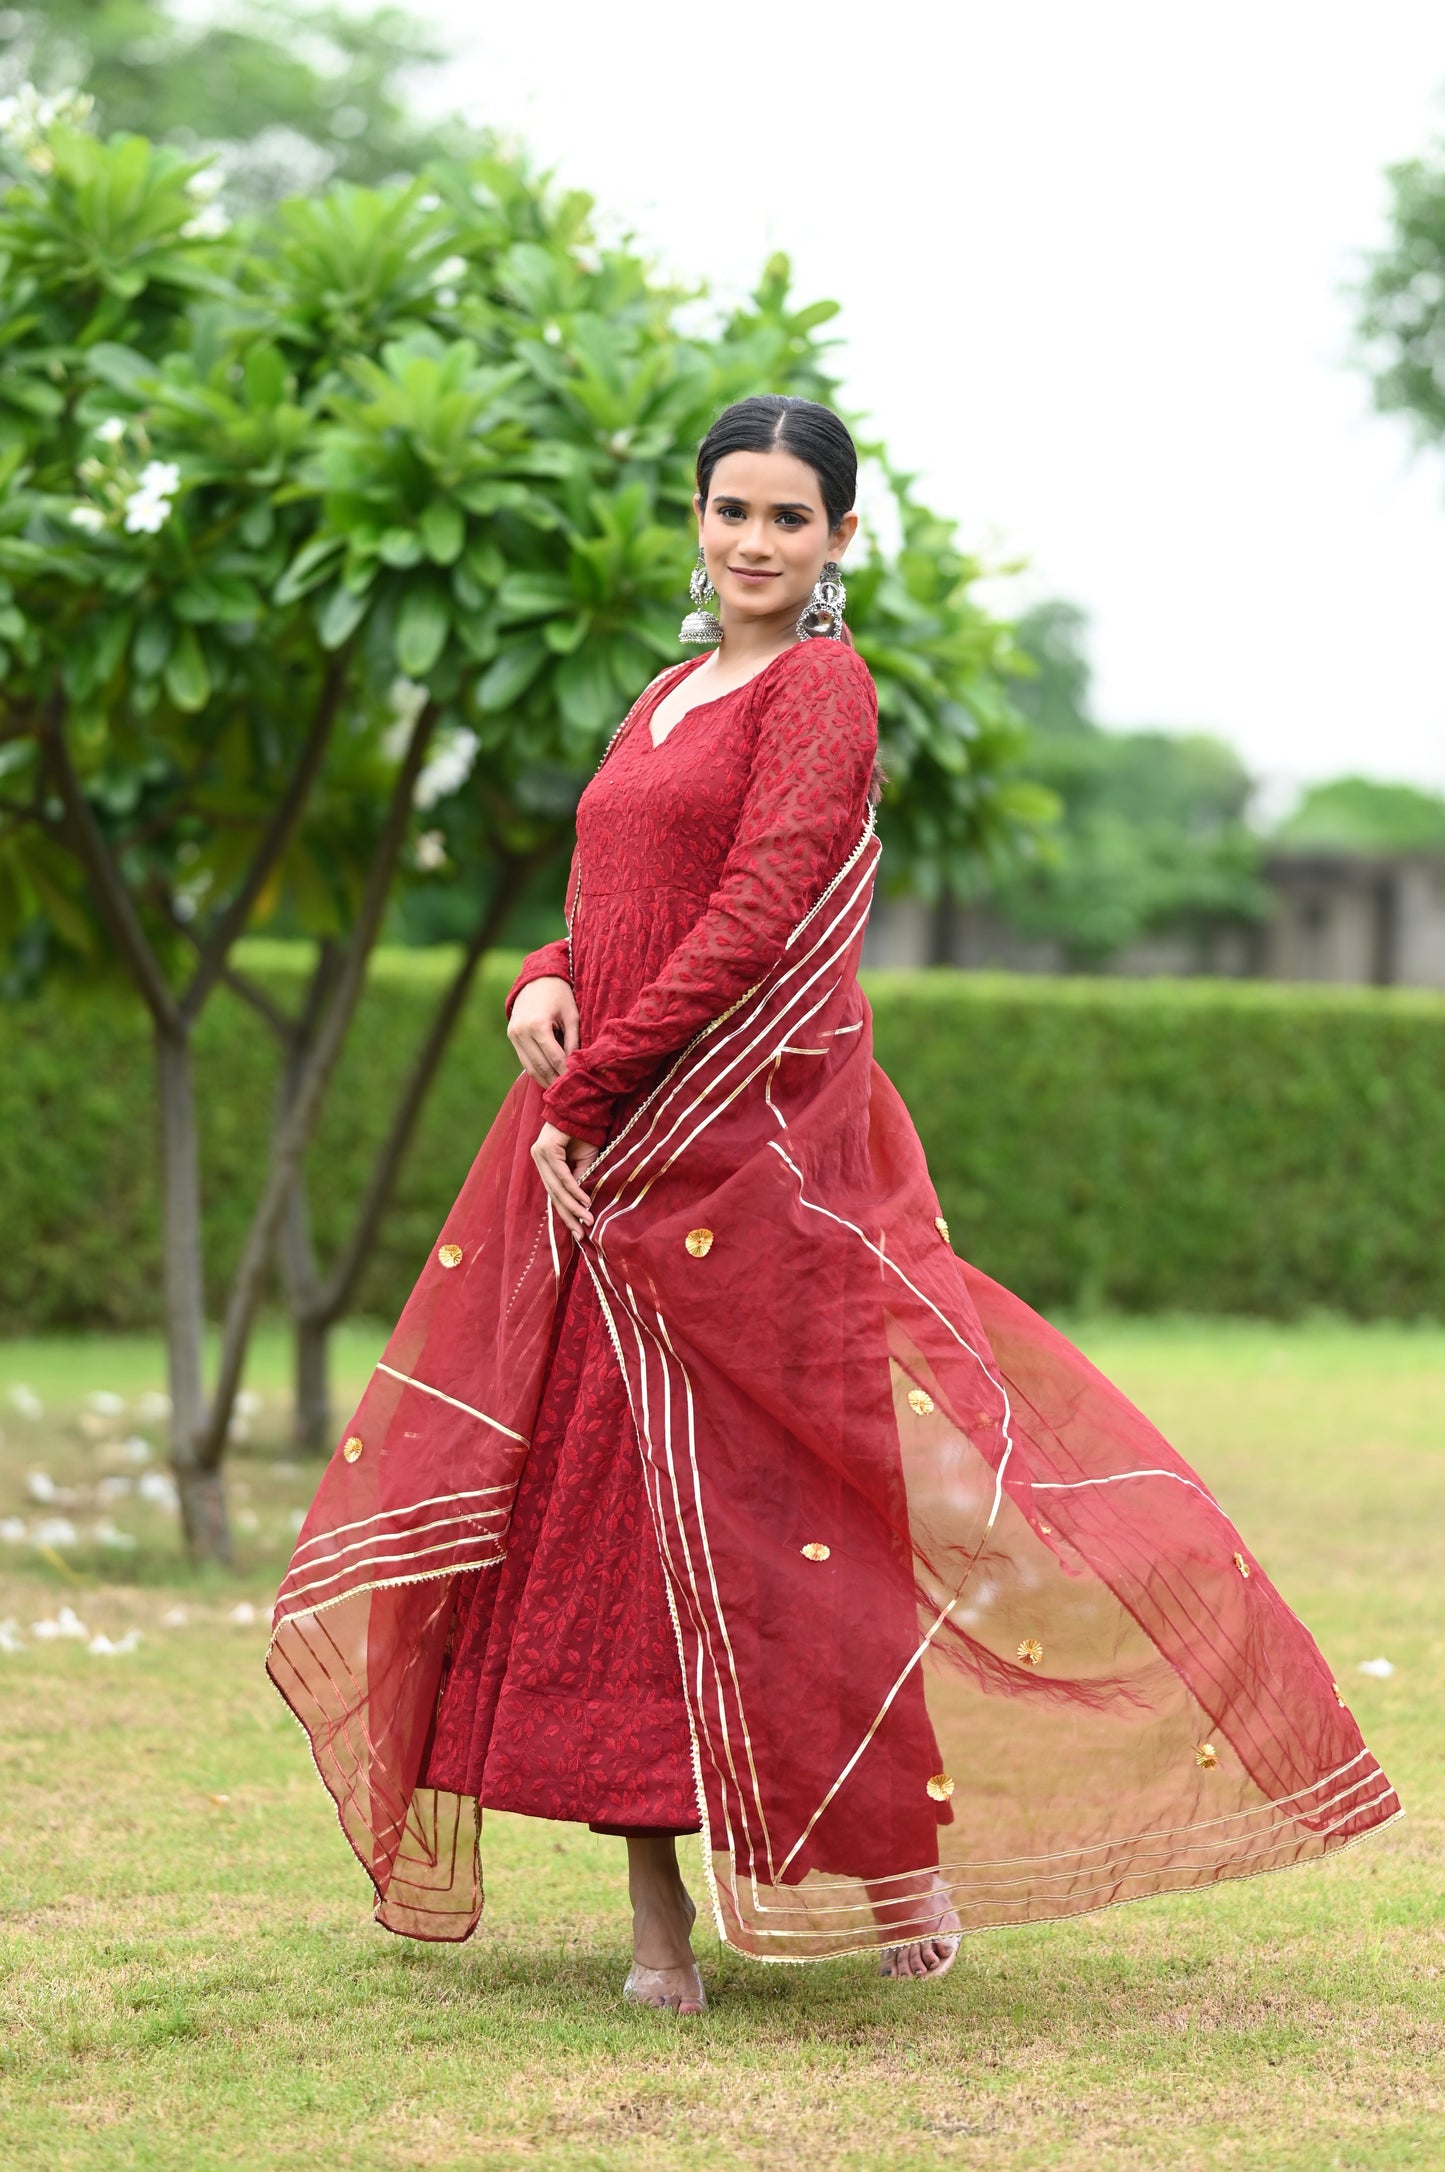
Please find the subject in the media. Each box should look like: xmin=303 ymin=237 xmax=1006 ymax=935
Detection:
xmin=504 ymin=846 xmax=580 ymax=1019
xmin=541 ymin=644 xmax=877 ymax=1144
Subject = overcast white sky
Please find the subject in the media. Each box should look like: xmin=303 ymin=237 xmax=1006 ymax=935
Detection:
xmin=415 ymin=0 xmax=1445 ymax=798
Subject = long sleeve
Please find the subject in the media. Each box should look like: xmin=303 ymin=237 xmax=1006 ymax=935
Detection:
xmin=541 ymin=643 xmax=877 ymax=1145
xmin=504 ymin=845 xmax=580 ymax=1020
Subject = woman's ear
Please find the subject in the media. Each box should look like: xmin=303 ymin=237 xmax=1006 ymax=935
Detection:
xmin=831 ymin=509 xmax=860 ymax=560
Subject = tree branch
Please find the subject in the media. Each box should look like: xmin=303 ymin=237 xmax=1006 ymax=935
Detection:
xmin=160 ymin=887 xmax=305 ymax=1043
xmin=196 ymin=699 xmax=440 ymax=1467
xmin=306 ymin=848 xmax=545 ymax=1326
xmin=179 ymin=652 xmax=350 ymax=1026
xmin=42 ymin=699 xmax=180 ymax=1033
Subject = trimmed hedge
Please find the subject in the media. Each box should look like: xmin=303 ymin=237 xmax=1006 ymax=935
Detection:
xmin=3 ymin=946 xmax=1443 ymax=1331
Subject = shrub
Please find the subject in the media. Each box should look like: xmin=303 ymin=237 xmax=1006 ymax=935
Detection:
xmin=4 ymin=949 xmax=1442 ymax=1331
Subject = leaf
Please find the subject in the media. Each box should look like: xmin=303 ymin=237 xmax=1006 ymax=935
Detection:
xmin=496 ymin=571 xmax=574 ymax=621
xmin=477 ymin=637 xmax=547 ymax=711
xmin=419 ymin=500 xmax=465 ymax=566
xmin=556 ymin=644 xmax=619 ymax=734
xmin=394 ymin=582 xmax=451 ymax=677
xmin=164 ymin=627 xmax=211 ymax=713
xmin=273 ymin=534 xmax=345 ymax=605
xmin=132 ymin=611 xmax=173 ymax=681
xmin=378 ymin=529 xmax=425 ymax=568
xmin=316 ymin=580 xmax=370 ymax=650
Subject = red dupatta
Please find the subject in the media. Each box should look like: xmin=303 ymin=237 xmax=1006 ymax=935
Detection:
xmin=268 ymin=812 xmax=1400 ymax=1953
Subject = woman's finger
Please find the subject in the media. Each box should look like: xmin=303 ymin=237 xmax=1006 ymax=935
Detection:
xmin=512 ymin=1025 xmax=566 ymax=1087
xmin=531 ymin=1148 xmax=585 ymax=1238
xmin=532 ymin=1130 xmax=593 ymax=1226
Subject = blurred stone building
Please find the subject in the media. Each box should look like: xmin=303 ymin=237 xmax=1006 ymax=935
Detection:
xmin=863 ymin=851 xmax=1445 ymax=990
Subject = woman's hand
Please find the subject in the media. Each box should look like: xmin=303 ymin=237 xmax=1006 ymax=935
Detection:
xmin=531 ymin=1123 xmax=598 ymax=1239
xmin=508 ymin=974 xmax=579 ymax=1087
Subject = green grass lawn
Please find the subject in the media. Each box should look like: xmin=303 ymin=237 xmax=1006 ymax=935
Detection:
xmin=0 ymin=1318 xmax=1441 ymax=2171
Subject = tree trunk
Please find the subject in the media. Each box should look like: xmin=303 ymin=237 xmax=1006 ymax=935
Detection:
xmin=292 ymin=1313 xmax=332 ymax=1455
xmin=154 ymin=1023 xmax=232 ymax=1564
xmin=175 ymin=1465 xmax=233 ymax=1561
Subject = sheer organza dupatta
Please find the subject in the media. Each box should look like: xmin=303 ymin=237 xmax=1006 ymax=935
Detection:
xmin=269 ymin=818 xmax=1400 ymax=1950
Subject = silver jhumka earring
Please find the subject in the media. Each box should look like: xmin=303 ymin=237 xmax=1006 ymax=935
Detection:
xmin=796 ymin=561 xmax=847 ymax=640
xmin=678 ymin=549 xmax=722 ymax=646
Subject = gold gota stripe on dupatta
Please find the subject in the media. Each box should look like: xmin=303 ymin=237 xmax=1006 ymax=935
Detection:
xmin=287 ymin=1484 xmax=513 ymax=1559
xmin=282 ymin=1532 xmax=511 ymax=1608
xmin=288 ymin=1505 xmax=509 ymax=1578
xmin=1031 ymin=1468 xmax=1232 ymax=1511
xmin=374 ymin=1362 xmax=530 ymax=1443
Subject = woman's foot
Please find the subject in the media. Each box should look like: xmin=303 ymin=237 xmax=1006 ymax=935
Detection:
xmin=624 ymin=1836 xmax=706 ymax=2015
xmin=873 ymin=1878 xmax=962 ymax=1983
xmin=879 ymin=1929 xmax=961 ymax=1981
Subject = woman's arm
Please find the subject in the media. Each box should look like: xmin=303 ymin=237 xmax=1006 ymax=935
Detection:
xmin=541 ymin=643 xmax=877 ymax=1146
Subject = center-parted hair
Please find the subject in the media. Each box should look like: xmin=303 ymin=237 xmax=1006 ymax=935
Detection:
xmin=696 ymin=396 xmax=858 ymax=532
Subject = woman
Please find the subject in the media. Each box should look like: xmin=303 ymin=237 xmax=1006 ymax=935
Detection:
xmin=269 ymin=397 xmax=1399 ymax=2018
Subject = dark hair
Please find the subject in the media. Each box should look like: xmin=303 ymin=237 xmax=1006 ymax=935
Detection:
xmin=696 ymin=395 xmax=857 ymax=532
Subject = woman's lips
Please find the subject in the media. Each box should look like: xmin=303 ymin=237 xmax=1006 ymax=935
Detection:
xmin=728 ymin=567 xmax=781 ymax=583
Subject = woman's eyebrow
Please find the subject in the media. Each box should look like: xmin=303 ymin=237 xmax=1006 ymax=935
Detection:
xmin=713 ymin=495 xmax=815 ymax=513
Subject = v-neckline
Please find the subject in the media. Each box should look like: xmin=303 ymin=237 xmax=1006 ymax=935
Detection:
xmin=644 ymin=648 xmax=793 ymax=751
xmin=645 ymin=656 xmax=723 ymax=752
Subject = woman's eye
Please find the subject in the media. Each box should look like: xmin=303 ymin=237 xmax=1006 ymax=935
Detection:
xmin=777 ymin=512 xmax=804 ymax=527
xmin=717 ymin=505 xmax=744 ymax=520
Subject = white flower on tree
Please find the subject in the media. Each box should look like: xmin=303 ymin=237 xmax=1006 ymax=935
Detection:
xmin=123 ymin=462 xmax=182 ymax=535
xmin=95 ymin=417 xmax=127 ymax=446
xmin=68 ymin=505 xmax=106 ymax=532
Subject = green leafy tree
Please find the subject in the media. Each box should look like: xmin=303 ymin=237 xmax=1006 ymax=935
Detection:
xmin=985 ymin=602 xmax=1268 ymax=967
xmin=2 ymin=1 xmax=469 ymax=199
xmin=1275 ymin=776 xmax=1445 ymax=855
xmin=0 ymin=106 xmax=1045 ymax=1526
xmin=1359 ymin=120 xmax=1445 ymax=446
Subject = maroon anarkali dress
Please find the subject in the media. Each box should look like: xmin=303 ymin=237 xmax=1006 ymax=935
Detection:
xmin=269 ymin=639 xmax=1400 ymax=1956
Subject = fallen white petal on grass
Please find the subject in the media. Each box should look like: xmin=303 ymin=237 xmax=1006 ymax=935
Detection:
xmin=96 ymin=1475 xmax=133 ymax=1502
xmin=160 ymin=1605 xmax=189 ymax=1629
xmin=86 ymin=1391 xmax=126 ymax=1417
xmin=228 ymin=1602 xmax=258 ymax=1626
xmin=0 ymin=1619 xmax=25 ymax=1654
xmin=24 ymin=1470 xmax=57 ymax=1503
xmin=120 ymin=1435 xmax=154 ymax=1465
xmin=235 ymin=1508 xmax=260 ymax=1534
xmin=31 ymin=1606 xmax=88 ymax=1642
xmin=7 ymin=1385 xmax=43 ymax=1420
xmin=93 ymin=1521 xmax=138 ymax=1551
xmin=236 ymin=1390 xmax=263 ymax=1418
xmin=0 ymin=1517 xmax=26 ymax=1543
xmin=137 ymin=1471 xmax=178 ymax=1510
xmin=1357 ymin=1657 xmax=1395 ymax=1679
xmin=135 ymin=1392 xmax=170 ymax=1423
xmin=31 ymin=1517 xmax=79 ymax=1549
xmin=88 ymin=1631 xmax=142 ymax=1656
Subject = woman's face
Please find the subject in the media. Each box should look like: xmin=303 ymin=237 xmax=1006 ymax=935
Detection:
xmin=695 ymin=447 xmax=857 ymax=633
